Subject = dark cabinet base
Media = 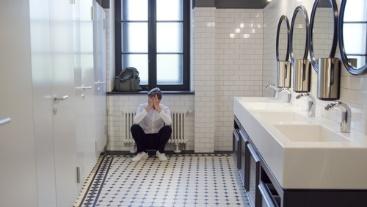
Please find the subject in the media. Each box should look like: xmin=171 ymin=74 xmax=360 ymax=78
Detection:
xmin=283 ymin=190 xmax=367 ymax=207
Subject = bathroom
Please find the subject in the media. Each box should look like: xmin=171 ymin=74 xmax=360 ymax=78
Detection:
xmin=0 ymin=0 xmax=366 ymax=206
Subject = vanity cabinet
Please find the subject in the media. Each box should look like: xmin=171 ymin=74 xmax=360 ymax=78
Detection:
xmin=232 ymin=128 xmax=241 ymax=170
xmin=239 ymin=129 xmax=249 ymax=189
xmin=247 ymin=143 xmax=261 ymax=207
xmin=234 ymin=116 xmax=367 ymax=207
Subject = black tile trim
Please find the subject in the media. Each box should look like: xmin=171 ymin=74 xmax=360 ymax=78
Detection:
xmin=107 ymin=91 xmax=195 ymax=95
xmin=91 ymin=156 xmax=114 ymax=207
xmin=77 ymin=156 xmax=105 ymax=207
xmin=105 ymin=150 xmax=232 ymax=155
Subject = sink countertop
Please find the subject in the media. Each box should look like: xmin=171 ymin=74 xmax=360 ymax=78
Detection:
xmin=234 ymin=97 xmax=367 ymax=189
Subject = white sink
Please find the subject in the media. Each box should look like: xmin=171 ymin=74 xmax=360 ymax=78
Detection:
xmin=233 ymin=96 xmax=367 ymax=189
xmin=274 ymin=124 xmax=349 ymax=142
xmin=254 ymin=111 xmax=306 ymax=123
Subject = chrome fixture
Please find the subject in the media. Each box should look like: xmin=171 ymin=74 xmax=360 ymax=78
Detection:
xmin=324 ymin=101 xmax=351 ymax=133
xmin=279 ymin=88 xmax=292 ymax=103
xmin=293 ymin=59 xmax=311 ymax=93
xmin=317 ymin=58 xmax=341 ymax=100
xmin=265 ymin=84 xmax=280 ymax=98
xmin=277 ymin=61 xmax=292 ymax=88
xmin=296 ymin=93 xmax=315 ymax=117
xmin=53 ymin=95 xmax=70 ymax=103
xmin=0 ymin=117 xmax=11 ymax=125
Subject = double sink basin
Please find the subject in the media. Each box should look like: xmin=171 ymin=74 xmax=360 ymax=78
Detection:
xmin=234 ymin=97 xmax=367 ymax=189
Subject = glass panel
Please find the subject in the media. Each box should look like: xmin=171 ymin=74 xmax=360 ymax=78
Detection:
xmin=80 ymin=22 xmax=93 ymax=53
xmin=157 ymin=54 xmax=183 ymax=85
xmin=121 ymin=0 xmax=148 ymax=21
xmin=156 ymin=0 xmax=183 ymax=21
xmin=343 ymin=24 xmax=367 ymax=54
xmin=157 ymin=23 xmax=183 ymax=53
xmin=344 ymin=0 xmax=367 ymax=22
xmin=122 ymin=23 xmax=148 ymax=53
xmin=122 ymin=54 xmax=148 ymax=84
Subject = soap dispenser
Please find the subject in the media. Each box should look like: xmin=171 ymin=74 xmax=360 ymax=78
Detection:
xmin=317 ymin=58 xmax=341 ymax=100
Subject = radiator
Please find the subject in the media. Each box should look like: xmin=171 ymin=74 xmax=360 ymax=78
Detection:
xmin=122 ymin=111 xmax=188 ymax=153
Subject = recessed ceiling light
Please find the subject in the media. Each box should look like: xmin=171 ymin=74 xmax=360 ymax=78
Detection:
xmin=267 ymin=0 xmax=272 ymax=2
xmin=235 ymin=28 xmax=241 ymax=33
xmin=229 ymin=33 xmax=235 ymax=38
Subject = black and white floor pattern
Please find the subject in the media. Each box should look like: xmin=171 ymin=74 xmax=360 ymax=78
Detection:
xmin=81 ymin=154 xmax=250 ymax=207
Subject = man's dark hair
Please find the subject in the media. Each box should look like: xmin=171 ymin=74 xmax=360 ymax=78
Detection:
xmin=148 ymin=87 xmax=162 ymax=100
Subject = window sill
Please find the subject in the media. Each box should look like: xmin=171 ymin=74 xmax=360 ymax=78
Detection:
xmin=107 ymin=91 xmax=195 ymax=96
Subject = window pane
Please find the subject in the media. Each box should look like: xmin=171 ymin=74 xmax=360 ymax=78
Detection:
xmin=156 ymin=0 xmax=183 ymax=21
xmin=121 ymin=0 xmax=148 ymax=21
xmin=344 ymin=0 xmax=367 ymax=21
xmin=122 ymin=23 xmax=148 ymax=53
xmin=122 ymin=54 xmax=148 ymax=84
xmin=157 ymin=23 xmax=183 ymax=53
xmin=157 ymin=54 xmax=183 ymax=85
xmin=343 ymin=24 xmax=367 ymax=54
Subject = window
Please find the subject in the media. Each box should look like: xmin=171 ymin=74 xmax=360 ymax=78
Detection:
xmin=115 ymin=0 xmax=190 ymax=91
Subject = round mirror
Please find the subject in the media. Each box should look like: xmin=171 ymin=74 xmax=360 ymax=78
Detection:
xmin=290 ymin=6 xmax=310 ymax=62
xmin=276 ymin=15 xmax=290 ymax=61
xmin=309 ymin=0 xmax=339 ymax=72
xmin=339 ymin=0 xmax=367 ymax=75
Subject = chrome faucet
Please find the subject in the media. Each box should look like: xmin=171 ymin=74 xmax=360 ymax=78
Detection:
xmin=279 ymin=88 xmax=292 ymax=103
xmin=265 ymin=84 xmax=280 ymax=98
xmin=324 ymin=101 xmax=351 ymax=133
xmin=296 ymin=93 xmax=315 ymax=118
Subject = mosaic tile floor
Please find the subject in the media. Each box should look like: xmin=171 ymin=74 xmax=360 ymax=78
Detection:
xmin=80 ymin=154 xmax=250 ymax=207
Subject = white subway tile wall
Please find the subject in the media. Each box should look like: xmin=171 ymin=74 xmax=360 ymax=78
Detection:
xmin=263 ymin=0 xmax=367 ymax=135
xmin=193 ymin=8 xmax=216 ymax=152
xmin=106 ymin=7 xmax=264 ymax=152
xmin=214 ymin=9 xmax=263 ymax=151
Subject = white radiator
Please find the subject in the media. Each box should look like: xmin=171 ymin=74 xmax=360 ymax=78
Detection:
xmin=122 ymin=111 xmax=188 ymax=153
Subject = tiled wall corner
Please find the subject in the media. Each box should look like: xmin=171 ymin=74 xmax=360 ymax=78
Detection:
xmin=193 ymin=7 xmax=216 ymax=152
xmin=214 ymin=9 xmax=263 ymax=151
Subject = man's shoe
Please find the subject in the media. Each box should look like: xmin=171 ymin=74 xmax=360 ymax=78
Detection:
xmin=156 ymin=151 xmax=168 ymax=161
xmin=132 ymin=152 xmax=148 ymax=162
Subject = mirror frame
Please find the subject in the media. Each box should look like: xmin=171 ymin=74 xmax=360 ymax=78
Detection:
xmin=309 ymin=0 xmax=339 ymax=72
xmin=290 ymin=5 xmax=310 ymax=64
xmin=276 ymin=15 xmax=291 ymax=62
xmin=339 ymin=0 xmax=367 ymax=75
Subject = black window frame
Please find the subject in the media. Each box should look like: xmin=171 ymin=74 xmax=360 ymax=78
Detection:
xmin=115 ymin=0 xmax=191 ymax=91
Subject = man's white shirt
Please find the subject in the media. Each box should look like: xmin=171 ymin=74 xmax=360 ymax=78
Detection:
xmin=133 ymin=103 xmax=172 ymax=134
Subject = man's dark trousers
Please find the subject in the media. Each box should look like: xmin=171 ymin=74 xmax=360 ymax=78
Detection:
xmin=131 ymin=124 xmax=172 ymax=153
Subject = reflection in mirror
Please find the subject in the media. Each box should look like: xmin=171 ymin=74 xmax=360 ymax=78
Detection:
xmin=291 ymin=7 xmax=308 ymax=60
xmin=276 ymin=16 xmax=291 ymax=88
xmin=278 ymin=20 xmax=289 ymax=61
xmin=341 ymin=0 xmax=367 ymax=72
xmin=290 ymin=6 xmax=311 ymax=93
xmin=312 ymin=0 xmax=334 ymax=62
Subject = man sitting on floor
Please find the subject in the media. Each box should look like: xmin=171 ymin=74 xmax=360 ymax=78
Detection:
xmin=131 ymin=87 xmax=172 ymax=161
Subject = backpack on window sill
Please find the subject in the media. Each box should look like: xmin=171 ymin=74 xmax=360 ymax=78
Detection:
xmin=114 ymin=67 xmax=142 ymax=92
